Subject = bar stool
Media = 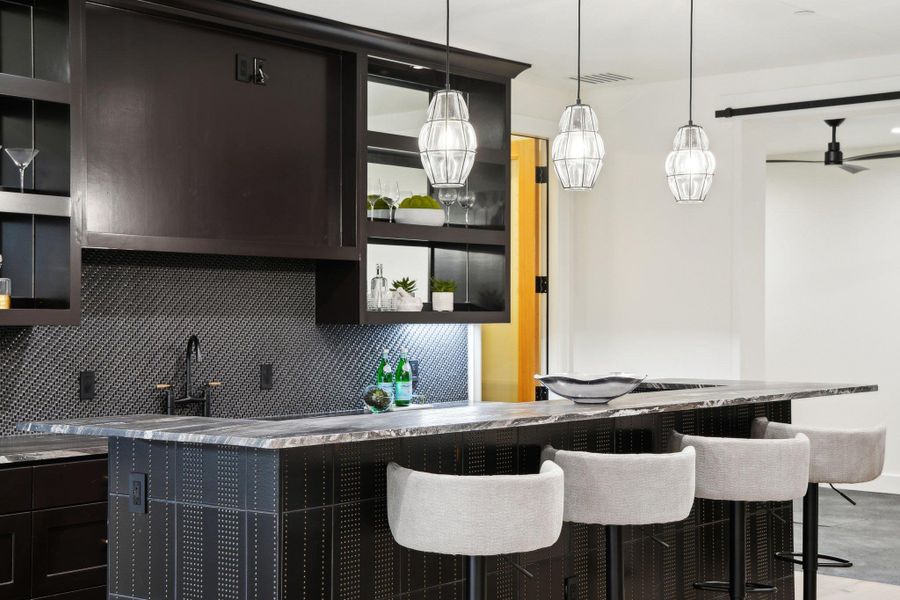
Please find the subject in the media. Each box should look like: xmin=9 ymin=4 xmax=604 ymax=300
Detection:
xmin=542 ymin=445 xmax=696 ymax=600
xmin=672 ymin=431 xmax=810 ymax=600
xmin=386 ymin=460 xmax=564 ymax=600
xmin=752 ymin=418 xmax=886 ymax=600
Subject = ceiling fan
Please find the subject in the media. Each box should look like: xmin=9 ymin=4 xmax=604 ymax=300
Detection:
xmin=767 ymin=118 xmax=900 ymax=174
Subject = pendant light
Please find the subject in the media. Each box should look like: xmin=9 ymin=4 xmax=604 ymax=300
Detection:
xmin=551 ymin=0 xmax=605 ymax=191
xmin=418 ymin=0 xmax=477 ymax=189
xmin=665 ymin=0 xmax=716 ymax=203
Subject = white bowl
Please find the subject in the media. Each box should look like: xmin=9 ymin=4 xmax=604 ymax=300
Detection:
xmin=534 ymin=373 xmax=647 ymax=404
xmin=367 ymin=209 xmax=391 ymax=220
xmin=395 ymin=208 xmax=445 ymax=227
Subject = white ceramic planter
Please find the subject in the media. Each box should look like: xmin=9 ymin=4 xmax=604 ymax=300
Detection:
xmin=432 ymin=292 xmax=454 ymax=312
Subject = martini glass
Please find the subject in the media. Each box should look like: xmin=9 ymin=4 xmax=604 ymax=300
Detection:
xmin=437 ymin=189 xmax=458 ymax=227
xmin=4 ymin=148 xmax=39 ymax=193
xmin=458 ymin=192 xmax=476 ymax=227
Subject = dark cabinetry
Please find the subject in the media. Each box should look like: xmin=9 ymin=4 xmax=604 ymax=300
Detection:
xmin=82 ymin=1 xmax=359 ymax=260
xmin=0 ymin=457 xmax=107 ymax=600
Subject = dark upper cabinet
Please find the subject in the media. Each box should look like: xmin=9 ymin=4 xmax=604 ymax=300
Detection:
xmin=82 ymin=2 xmax=359 ymax=260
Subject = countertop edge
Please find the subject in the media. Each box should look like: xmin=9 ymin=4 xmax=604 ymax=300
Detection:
xmin=17 ymin=382 xmax=878 ymax=449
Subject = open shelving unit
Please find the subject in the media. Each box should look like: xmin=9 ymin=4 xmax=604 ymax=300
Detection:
xmin=0 ymin=0 xmax=79 ymax=325
xmin=316 ymin=54 xmax=512 ymax=325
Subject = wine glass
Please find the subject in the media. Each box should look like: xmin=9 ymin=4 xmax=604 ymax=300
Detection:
xmin=387 ymin=182 xmax=404 ymax=223
xmin=458 ymin=192 xmax=477 ymax=227
xmin=437 ymin=189 xmax=458 ymax=227
xmin=367 ymin=179 xmax=382 ymax=221
xmin=4 ymin=148 xmax=39 ymax=193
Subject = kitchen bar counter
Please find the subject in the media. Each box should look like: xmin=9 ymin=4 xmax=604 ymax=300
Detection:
xmin=15 ymin=379 xmax=876 ymax=600
xmin=18 ymin=379 xmax=875 ymax=448
xmin=0 ymin=433 xmax=108 ymax=465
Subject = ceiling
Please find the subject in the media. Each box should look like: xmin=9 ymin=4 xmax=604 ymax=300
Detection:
xmin=264 ymin=0 xmax=900 ymax=87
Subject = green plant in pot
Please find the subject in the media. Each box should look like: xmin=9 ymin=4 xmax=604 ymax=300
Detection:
xmin=395 ymin=194 xmax=445 ymax=227
xmin=391 ymin=277 xmax=417 ymax=296
xmin=430 ymin=278 xmax=458 ymax=312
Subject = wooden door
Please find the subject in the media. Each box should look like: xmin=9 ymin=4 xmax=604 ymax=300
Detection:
xmin=0 ymin=513 xmax=31 ymax=600
xmin=31 ymin=503 xmax=107 ymax=597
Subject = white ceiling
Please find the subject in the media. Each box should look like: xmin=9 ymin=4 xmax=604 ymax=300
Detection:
xmin=265 ymin=0 xmax=900 ymax=87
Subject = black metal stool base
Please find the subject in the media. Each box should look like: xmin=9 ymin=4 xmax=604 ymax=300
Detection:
xmin=694 ymin=581 xmax=776 ymax=594
xmin=775 ymin=551 xmax=853 ymax=568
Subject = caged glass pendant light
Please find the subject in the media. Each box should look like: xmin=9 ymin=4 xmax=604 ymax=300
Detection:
xmin=665 ymin=0 xmax=716 ymax=203
xmin=418 ymin=0 xmax=477 ymax=189
xmin=551 ymin=0 xmax=606 ymax=191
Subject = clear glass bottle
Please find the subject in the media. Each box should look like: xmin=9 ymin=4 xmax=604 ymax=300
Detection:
xmin=394 ymin=348 xmax=413 ymax=407
xmin=370 ymin=263 xmax=388 ymax=311
xmin=375 ymin=349 xmax=393 ymax=396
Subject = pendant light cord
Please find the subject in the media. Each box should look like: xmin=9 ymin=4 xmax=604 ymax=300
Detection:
xmin=576 ymin=0 xmax=582 ymax=104
xmin=688 ymin=0 xmax=694 ymax=124
xmin=445 ymin=0 xmax=451 ymax=90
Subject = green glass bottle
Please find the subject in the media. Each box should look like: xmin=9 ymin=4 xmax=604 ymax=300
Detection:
xmin=394 ymin=348 xmax=413 ymax=407
xmin=375 ymin=349 xmax=393 ymax=397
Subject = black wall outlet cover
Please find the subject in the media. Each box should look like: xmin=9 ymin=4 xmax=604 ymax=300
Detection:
xmin=129 ymin=472 xmax=147 ymax=514
xmin=260 ymin=363 xmax=274 ymax=390
xmin=236 ymin=54 xmax=252 ymax=82
xmin=79 ymin=370 xmax=96 ymax=400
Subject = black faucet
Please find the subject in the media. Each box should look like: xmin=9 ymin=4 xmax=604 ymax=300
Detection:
xmin=165 ymin=334 xmax=218 ymax=416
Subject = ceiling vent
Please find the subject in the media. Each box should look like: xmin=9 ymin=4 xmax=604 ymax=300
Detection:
xmin=570 ymin=72 xmax=633 ymax=84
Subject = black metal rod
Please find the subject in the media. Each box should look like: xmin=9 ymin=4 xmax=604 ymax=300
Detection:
xmin=803 ymin=482 xmax=819 ymax=600
xmin=576 ymin=0 xmax=581 ymax=103
xmin=606 ymin=524 xmax=624 ymax=600
xmin=467 ymin=556 xmax=485 ymax=600
xmin=730 ymin=501 xmax=746 ymax=600
xmin=445 ymin=0 xmax=450 ymax=89
xmin=688 ymin=0 xmax=693 ymax=124
xmin=716 ymin=90 xmax=900 ymax=119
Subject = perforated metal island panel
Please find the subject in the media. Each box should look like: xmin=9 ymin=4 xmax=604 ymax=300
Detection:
xmin=0 ymin=250 xmax=468 ymax=435
xmin=106 ymin=402 xmax=796 ymax=600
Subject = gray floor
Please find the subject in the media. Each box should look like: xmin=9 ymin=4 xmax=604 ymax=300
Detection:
xmin=793 ymin=488 xmax=900 ymax=586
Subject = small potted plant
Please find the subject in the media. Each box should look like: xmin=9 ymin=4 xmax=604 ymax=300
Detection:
xmin=430 ymin=278 xmax=457 ymax=312
xmin=391 ymin=278 xmax=423 ymax=312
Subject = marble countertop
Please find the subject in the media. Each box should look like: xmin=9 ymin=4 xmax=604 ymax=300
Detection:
xmin=18 ymin=379 xmax=876 ymax=450
xmin=0 ymin=434 xmax=108 ymax=465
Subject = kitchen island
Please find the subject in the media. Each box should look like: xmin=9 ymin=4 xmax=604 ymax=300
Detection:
xmin=21 ymin=379 xmax=875 ymax=600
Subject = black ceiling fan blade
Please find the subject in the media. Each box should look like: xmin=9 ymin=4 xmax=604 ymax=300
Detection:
xmin=766 ymin=159 xmax=821 ymax=164
xmin=845 ymin=150 xmax=900 ymax=161
xmin=838 ymin=164 xmax=869 ymax=174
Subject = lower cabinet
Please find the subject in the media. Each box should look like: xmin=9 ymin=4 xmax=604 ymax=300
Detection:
xmin=0 ymin=457 xmax=107 ymax=600
xmin=0 ymin=513 xmax=31 ymax=600
xmin=31 ymin=504 xmax=107 ymax=598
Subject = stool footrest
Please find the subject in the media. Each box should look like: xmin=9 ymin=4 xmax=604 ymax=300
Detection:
xmin=775 ymin=551 xmax=853 ymax=568
xmin=694 ymin=581 xmax=777 ymax=594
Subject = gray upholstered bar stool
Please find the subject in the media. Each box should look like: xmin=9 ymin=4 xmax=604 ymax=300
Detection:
xmin=386 ymin=461 xmax=564 ymax=600
xmin=752 ymin=418 xmax=886 ymax=600
xmin=541 ymin=445 xmax=696 ymax=600
xmin=672 ymin=432 xmax=810 ymax=600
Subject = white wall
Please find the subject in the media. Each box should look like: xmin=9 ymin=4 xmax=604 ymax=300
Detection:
xmin=766 ymin=155 xmax=900 ymax=492
xmin=564 ymin=54 xmax=900 ymax=491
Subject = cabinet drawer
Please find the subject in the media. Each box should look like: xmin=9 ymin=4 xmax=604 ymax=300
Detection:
xmin=31 ymin=503 xmax=107 ymax=597
xmin=0 ymin=468 xmax=32 ymax=515
xmin=32 ymin=460 xmax=107 ymax=510
xmin=0 ymin=512 xmax=31 ymax=600
xmin=33 ymin=585 xmax=106 ymax=600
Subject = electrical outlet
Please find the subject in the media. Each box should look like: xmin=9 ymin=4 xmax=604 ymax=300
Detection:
xmin=260 ymin=363 xmax=274 ymax=390
xmin=129 ymin=473 xmax=147 ymax=514
xmin=79 ymin=370 xmax=95 ymax=401
xmin=565 ymin=576 xmax=579 ymax=600
xmin=236 ymin=54 xmax=252 ymax=82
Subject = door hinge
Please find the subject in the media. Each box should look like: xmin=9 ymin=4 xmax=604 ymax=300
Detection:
xmin=535 ymin=276 xmax=549 ymax=294
xmin=535 ymin=166 xmax=549 ymax=184
xmin=535 ymin=385 xmax=549 ymax=401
